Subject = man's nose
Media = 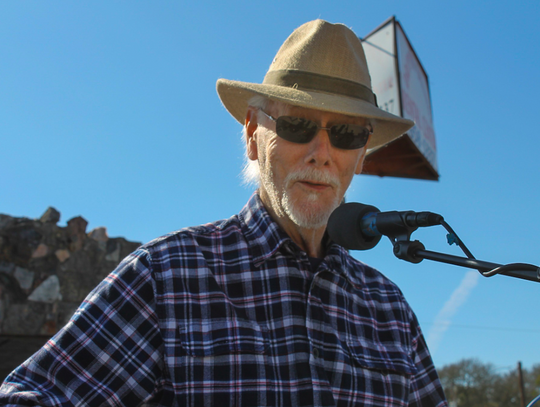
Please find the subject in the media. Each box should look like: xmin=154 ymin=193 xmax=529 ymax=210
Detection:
xmin=305 ymin=128 xmax=333 ymax=166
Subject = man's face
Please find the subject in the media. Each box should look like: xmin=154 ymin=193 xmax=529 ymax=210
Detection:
xmin=247 ymin=102 xmax=369 ymax=230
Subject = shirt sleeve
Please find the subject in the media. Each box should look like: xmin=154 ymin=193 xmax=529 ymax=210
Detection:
xmin=0 ymin=248 xmax=165 ymax=407
xmin=408 ymin=311 xmax=448 ymax=407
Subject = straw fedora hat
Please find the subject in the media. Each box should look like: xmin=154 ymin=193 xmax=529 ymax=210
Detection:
xmin=216 ymin=19 xmax=414 ymax=151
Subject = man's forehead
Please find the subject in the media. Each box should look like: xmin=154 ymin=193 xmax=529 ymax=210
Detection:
xmin=268 ymin=100 xmax=369 ymax=125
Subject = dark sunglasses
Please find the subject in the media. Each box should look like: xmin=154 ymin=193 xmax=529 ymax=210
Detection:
xmin=259 ymin=109 xmax=371 ymax=150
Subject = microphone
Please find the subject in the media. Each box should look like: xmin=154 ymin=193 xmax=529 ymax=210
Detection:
xmin=327 ymin=203 xmax=444 ymax=250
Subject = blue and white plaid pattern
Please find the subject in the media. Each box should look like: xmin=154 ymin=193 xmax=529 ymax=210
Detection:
xmin=0 ymin=194 xmax=447 ymax=406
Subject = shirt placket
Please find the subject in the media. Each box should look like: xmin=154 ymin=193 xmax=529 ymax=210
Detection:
xmin=306 ymin=263 xmax=338 ymax=407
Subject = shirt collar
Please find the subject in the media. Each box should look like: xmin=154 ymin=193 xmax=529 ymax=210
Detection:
xmin=324 ymin=239 xmax=356 ymax=276
xmin=238 ymin=193 xmax=293 ymax=266
xmin=238 ymin=193 xmax=354 ymax=274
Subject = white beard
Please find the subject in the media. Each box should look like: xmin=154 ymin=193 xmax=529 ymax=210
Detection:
xmin=260 ymin=163 xmax=342 ymax=230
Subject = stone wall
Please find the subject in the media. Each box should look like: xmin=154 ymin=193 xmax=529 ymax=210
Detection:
xmin=0 ymin=207 xmax=141 ymax=378
xmin=0 ymin=207 xmax=141 ymax=335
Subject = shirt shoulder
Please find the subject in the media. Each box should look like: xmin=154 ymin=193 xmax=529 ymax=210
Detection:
xmin=143 ymin=215 xmax=241 ymax=251
xmin=137 ymin=194 xmax=288 ymax=270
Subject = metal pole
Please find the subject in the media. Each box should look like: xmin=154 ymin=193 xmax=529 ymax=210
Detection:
xmin=413 ymin=249 xmax=540 ymax=283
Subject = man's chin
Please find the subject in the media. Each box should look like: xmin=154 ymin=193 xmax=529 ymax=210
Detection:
xmin=284 ymin=200 xmax=338 ymax=230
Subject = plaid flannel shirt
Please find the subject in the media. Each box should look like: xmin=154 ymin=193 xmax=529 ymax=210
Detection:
xmin=0 ymin=194 xmax=447 ymax=406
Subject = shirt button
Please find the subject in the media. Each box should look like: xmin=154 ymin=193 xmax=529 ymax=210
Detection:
xmin=313 ymin=348 xmax=320 ymax=358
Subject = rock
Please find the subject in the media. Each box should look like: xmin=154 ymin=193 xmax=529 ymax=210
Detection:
xmin=105 ymin=240 xmax=120 ymax=262
xmin=40 ymin=319 xmax=58 ymax=336
xmin=31 ymin=243 xmax=49 ymax=259
xmin=57 ymin=249 xmax=100 ymax=303
xmin=0 ymin=272 xmax=26 ymax=303
xmin=39 ymin=207 xmax=61 ymax=224
xmin=0 ymin=261 xmax=15 ymax=274
xmin=0 ymin=222 xmax=42 ymax=264
xmin=28 ymin=275 xmax=62 ymax=303
xmin=113 ymin=238 xmax=141 ymax=262
xmin=67 ymin=216 xmax=88 ymax=252
xmin=55 ymin=249 xmax=70 ymax=263
xmin=14 ymin=267 xmax=35 ymax=291
xmin=57 ymin=302 xmax=80 ymax=328
xmin=1 ymin=302 xmax=49 ymax=335
xmin=0 ymin=214 xmax=15 ymax=230
xmin=88 ymin=227 xmax=109 ymax=242
xmin=67 ymin=216 xmax=88 ymax=236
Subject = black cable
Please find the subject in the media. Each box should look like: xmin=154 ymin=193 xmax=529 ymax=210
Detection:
xmin=440 ymin=219 xmax=475 ymax=260
xmin=481 ymin=263 xmax=540 ymax=278
xmin=437 ymin=220 xmax=538 ymax=279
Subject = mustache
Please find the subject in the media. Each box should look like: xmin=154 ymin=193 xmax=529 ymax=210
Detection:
xmin=284 ymin=167 xmax=340 ymax=189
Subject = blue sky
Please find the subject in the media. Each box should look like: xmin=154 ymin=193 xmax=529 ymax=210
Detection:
xmin=1 ymin=1 xmax=539 ymax=371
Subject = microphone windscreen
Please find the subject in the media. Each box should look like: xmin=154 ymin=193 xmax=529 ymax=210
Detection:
xmin=327 ymin=203 xmax=382 ymax=251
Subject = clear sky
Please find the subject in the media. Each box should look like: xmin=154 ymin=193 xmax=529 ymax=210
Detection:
xmin=1 ymin=1 xmax=539 ymax=372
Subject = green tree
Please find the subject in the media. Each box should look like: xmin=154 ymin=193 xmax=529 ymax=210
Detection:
xmin=438 ymin=359 xmax=540 ymax=407
xmin=439 ymin=358 xmax=499 ymax=406
xmin=525 ymin=364 xmax=540 ymax=405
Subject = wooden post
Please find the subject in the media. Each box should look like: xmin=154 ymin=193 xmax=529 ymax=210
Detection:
xmin=518 ymin=361 xmax=526 ymax=407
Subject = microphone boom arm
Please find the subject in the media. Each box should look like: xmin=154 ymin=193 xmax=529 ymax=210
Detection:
xmin=392 ymin=240 xmax=540 ymax=283
xmin=326 ymin=202 xmax=540 ymax=284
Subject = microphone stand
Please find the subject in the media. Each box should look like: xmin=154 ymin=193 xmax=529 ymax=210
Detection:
xmin=392 ymin=240 xmax=540 ymax=284
xmin=327 ymin=203 xmax=540 ymax=283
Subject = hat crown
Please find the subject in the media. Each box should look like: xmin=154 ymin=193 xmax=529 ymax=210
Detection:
xmin=264 ymin=20 xmax=372 ymax=90
xmin=216 ymin=19 xmax=414 ymax=151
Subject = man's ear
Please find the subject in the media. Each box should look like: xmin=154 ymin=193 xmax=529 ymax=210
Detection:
xmin=245 ymin=108 xmax=259 ymax=161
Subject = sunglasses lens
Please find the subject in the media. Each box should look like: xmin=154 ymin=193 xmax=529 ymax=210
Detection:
xmin=276 ymin=116 xmax=318 ymax=143
xmin=274 ymin=115 xmax=370 ymax=150
xmin=330 ymin=124 xmax=370 ymax=149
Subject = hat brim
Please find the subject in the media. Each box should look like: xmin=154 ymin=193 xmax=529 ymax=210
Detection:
xmin=217 ymin=78 xmax=414 ymax=151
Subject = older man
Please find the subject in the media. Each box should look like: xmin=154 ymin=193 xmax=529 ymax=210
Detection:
xmin=0 ymin=20 xmax=447 ymax=406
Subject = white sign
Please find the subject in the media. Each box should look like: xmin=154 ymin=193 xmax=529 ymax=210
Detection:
xmin=362 ymin=18 xmax=438 ymax=173
xmin=396 ymin=24 xmax=437 ymax=170
xmin=362 ymin=21 xmax=401 ymax=118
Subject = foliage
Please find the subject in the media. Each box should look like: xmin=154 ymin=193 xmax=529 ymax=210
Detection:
xmin=438 ymin=359 xmax=540 ymax=407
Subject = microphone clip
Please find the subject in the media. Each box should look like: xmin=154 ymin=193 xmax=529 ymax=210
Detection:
xmin=392 ymin=240 xmax=425 ymax=264
xmin=373 ymin=210 xmax=422 ymax=243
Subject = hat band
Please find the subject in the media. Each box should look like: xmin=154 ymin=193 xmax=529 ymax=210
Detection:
xmin=264 ymin=70 xmax=376 ymax=105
